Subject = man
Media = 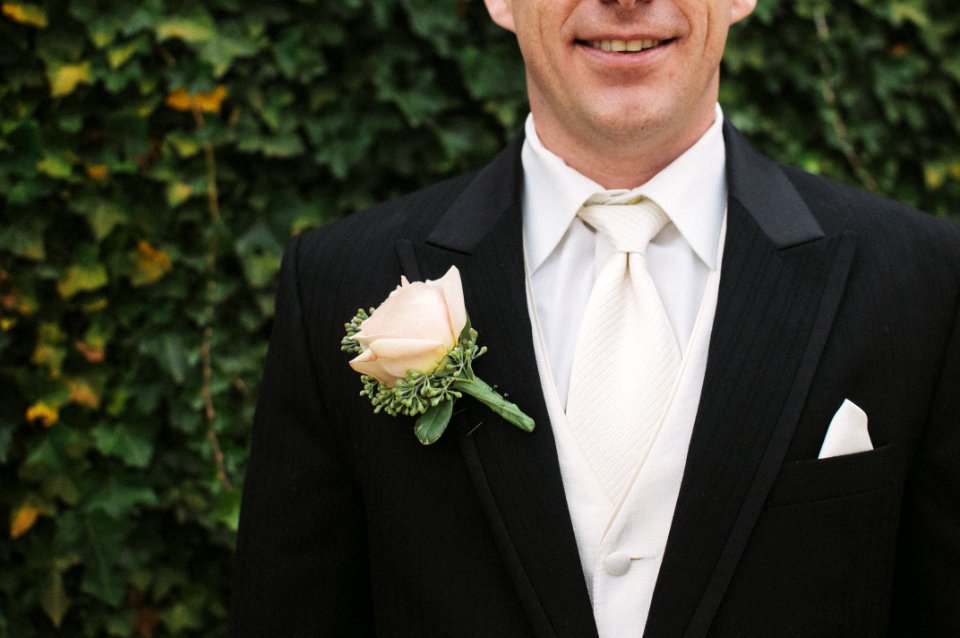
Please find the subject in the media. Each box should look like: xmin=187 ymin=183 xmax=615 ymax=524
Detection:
xmin=231 ymin=0 xmax=960 ymax=636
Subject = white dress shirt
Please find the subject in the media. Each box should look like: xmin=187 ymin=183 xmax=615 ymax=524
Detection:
xmin=522 ymin=105 xmax=728 ymax=405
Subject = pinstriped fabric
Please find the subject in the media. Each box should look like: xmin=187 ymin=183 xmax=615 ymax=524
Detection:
xmin=566 ymin=197 xmax=680 ymax=505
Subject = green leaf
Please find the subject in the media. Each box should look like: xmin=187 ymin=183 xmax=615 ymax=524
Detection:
xmin=138 ymin=333 xmax=190 ymax=384
xmin=92 ymin=423 xmax=155 ymax=468
xmin=209 ymin=488 xmax=242 ymax=532
xmin=235 ymin=222 xmax=283 ymax=288
xmin=160 ymin=595 xmax=205 ymax=634
xmin=414 ymin=400 xmax=454 ymax=445
xmin=86 ymin=481 xmax=157 ymax=518
xmin=43 ymin=474 xmax=81 ymax=506
xmin=40 ymin=569 xmax=70 ymax=628
xmin=53 ymin=511 xmax=128 ymax=606
xmin=0 ymin=219 xmax=46 ymax=260
xmin=79 ymin=515 xmax=127 ymax=606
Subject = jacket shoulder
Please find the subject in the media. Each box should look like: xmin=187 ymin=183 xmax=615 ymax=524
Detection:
xmin=781 ymin=164 xmax=960 ymax=259
xmin=300 ymin=171 xmax=480 ymax=253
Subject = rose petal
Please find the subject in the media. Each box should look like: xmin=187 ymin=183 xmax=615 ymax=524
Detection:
xmin=357 ymin=285 xmax=454 ymax=347
xmin=368 ymin=338 xmax=449 ymax=379
xmin=429 ymin=266 xmax=467 ymax=342
xmin=349 ymin=349 xmax=401 ymax=387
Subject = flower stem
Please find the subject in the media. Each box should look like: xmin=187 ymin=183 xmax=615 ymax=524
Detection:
xmin=456 ymin=377 xmax=535 ymax=433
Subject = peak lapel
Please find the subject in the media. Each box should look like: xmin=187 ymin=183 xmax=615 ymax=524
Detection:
xmin=644 ymin=125 xmax=858 ymax=638
xmin=397 ymin=135 xmax=599 ymax=638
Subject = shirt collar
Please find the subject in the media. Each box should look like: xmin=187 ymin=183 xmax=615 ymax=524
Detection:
xmin=522 ymin=104 xmax=728 ymax=272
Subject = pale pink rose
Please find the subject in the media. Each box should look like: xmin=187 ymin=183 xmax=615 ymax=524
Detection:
xmin=349 ymin=267 xmax=467 ymax=387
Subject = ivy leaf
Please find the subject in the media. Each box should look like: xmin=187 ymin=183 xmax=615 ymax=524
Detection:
xmin=138 ymin=333 xmax=190 ymax=385
xmin=53 ymin=510 xmax=128 ymax=606
xmin=36 ymin=151 xmax=73 ymax=178
xmin=160 ymin=595 xmax=205 ymax=634
xmin=85 ymin=201 xmax=127 ymax=241
xmin=235 ymin=222 xmax=283 ymax=288
xmin=414 ymin=399 xmax=454 ymax=445
xmin=106 ymin=35 xmax=149 ymax=69
xmin=92 ymin=423 xmax=155 ymax=468
xmin=79 ymin=514 xmax=127 ymax=606
xmin=0 ymin=219 xmax=47 ymax=260
xmin=57 ymin=263 xmax=108 ymax=299
xmin=1 ymin=2 xmax=47 ymax=28
xmin=156 ymin=14 xmax=215 ymax=44
xmin=85 ymin=481 xmax=157 ymax=518
xmin=45 ymin=61 xmax=92 ymax=98
xmin=39 ymin=570 xmax=70 ymax=628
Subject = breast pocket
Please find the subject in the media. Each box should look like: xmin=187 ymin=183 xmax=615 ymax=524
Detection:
xmin=713 ymin=444 xmax=902 ymax=632
xmin=765 ymin=444 xmax=896 ymax=507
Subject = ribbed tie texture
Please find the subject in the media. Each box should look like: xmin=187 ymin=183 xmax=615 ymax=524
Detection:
xmin=566 ymin=196 xmax=681 ymax=505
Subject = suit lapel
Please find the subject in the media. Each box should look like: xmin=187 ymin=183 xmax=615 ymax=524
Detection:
xmin=644 ymin=125 xmax=858 ymax=638
xmin=395 ymin=123 xmax=858 ymax=638
xmin=397 ymin=136 xmax=599 ymax=638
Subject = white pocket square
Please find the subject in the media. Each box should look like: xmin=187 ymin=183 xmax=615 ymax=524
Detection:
xmin=818 ymin=399 xmax=873 ymax=459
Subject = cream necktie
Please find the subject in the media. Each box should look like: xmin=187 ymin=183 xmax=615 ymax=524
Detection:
xmin=566 ymin=196 xmax=681 ymax=504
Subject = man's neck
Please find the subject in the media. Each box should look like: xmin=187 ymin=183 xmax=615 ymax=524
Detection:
xmin=530 ymin=106 xmax=718 ymax=190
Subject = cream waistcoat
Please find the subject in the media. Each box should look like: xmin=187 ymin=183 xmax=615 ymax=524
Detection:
xmin=523 ymin=214 xmax=726 ymax=637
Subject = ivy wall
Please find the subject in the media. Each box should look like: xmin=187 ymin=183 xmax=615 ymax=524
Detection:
xmin=1 ymin=0 xmax=957 ymax=635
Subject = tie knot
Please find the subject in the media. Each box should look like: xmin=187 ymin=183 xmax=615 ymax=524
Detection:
xmin=577 ymin=198 xmax=669 ymax=254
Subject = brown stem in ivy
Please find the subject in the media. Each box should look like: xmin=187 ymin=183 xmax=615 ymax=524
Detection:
xmin=193 ymin=107 xmax=232 ymax=492
xmin=813 ymin=8 xmax=879 ymax=193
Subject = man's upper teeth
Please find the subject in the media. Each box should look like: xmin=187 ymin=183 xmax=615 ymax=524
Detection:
xmin=591 ymin=39 xmax=659 ymax=52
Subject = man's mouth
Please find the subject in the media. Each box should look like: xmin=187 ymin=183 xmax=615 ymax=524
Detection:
xmin=583 ymin=38 xmax=673 ymax=53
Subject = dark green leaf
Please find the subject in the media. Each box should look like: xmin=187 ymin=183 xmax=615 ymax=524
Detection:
xmin=414 ymin=400 xmax=454 ymax=445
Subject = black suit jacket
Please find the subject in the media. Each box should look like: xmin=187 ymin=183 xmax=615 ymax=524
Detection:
xmin=231 ymin=124 xmax=960 ymax=637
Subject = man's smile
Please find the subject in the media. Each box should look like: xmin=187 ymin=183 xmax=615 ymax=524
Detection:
xmin=582 ymin=38 xmax=674 ymax=53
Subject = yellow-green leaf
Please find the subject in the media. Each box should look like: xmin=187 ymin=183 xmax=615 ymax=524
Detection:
xmin=36 ymin=152 xmax=73 ymax=178
xmin=166 ymin=181 xmax=194 ymax=207
xmin=84 ymin=201 xmax=127 ymax=241
xmin=46 ymin=61 xmax=92 ymax=98
xmin=57 ymin=263 xmax=108 ymax=298
xmin=166 ymin=132 xmax=201 ymax=158
xmin=156 ymin=16 xmax=215 ymax=44
xmin=31 ymin=323 xmax=66 ymax=379
xmin=106 ymin=35 xmax=147 ymax=70
xmin=892 ymin=2 xmax=929 ymax=27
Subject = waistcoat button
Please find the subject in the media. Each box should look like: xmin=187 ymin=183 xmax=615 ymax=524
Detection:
xmin=603 ymin=551 xmax=631 ymax=576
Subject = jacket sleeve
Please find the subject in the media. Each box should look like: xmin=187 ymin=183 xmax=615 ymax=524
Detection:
xmin=889 ymin=288 xmax=960 ymax=636
xmin=230 ymin=233 xmax=374 ymax=637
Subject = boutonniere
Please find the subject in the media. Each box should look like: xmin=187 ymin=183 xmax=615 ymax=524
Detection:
xmin=341 ymin=266 xmax=535 ymax=445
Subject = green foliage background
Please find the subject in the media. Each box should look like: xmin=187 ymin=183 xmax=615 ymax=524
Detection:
xmin=0 ymin=0 xmax=957 ymax=635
